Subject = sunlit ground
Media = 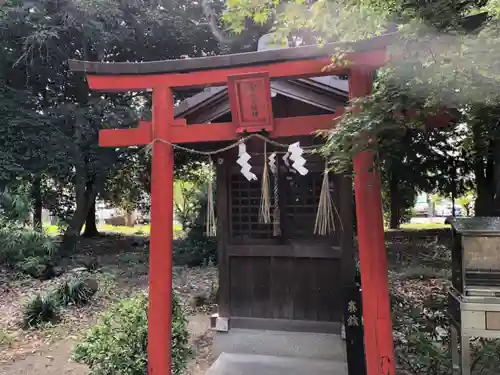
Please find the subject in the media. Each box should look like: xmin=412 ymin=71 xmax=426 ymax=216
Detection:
xmin=44 ymin=221 xmax=449 ymax=236
xmin=398 ymin=222 xmax=450 ymax=230
xmin=45 ymin=224 xmax=160 ymax=236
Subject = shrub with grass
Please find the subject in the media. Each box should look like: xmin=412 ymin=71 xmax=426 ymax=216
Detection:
xmin=74 ymin=293 xmax=190 ymax=375
xmin=0 ymin=225 xmax=57 ymax=278
xmin=172 ymin=236 xmax=217 ymax=267
xmin=392 ymin=281 xmax=500 ymax=374
xmin=21 ymin=278 xmax=98 ymax=329
xmin=22 ymin=294 xmax=59 ymax=328
xmin=54 ymin=278 xmax=98 ymax=306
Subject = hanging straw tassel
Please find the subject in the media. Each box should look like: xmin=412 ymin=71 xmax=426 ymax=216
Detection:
xmin=314 ymin=161 xmax=343 ymax=236
xmin=269 ymin=153 xmax=281 ymax=236
xmin=206 ymin=156 xmax=217 ymax=237
xmin=259 ymin=142 xmax=272 ymax=224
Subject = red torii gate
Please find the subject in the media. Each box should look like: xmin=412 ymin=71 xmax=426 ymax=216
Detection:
xmin=69 ymin=35 xmax=396 ymax=375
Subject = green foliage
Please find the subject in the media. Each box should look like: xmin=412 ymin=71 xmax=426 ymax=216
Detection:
xmin=173 ymin=237 xmax=218 ymax=267
xmin=170 ymin=164 xmax=218 ymax=266
xmin=224 ymin=0 xmax=500 ymax=215
xmin=21 ymin=277 xmax=97 ymax=328
xmin=0 ymin=0 xmax=223 ymax=248
xmin=0 ymin=224 xmax=56 ymax=276
xmin=54 ymin=279 xmax=98 ymax=307
xmin=223 ymin=0 xmax=489 ymax=40
xmin=173 ymin=163 xmax=214 ymax=230
xmin=457 ymin=193 xmax=476 ymax=216
xmin=22 ymin=295 xmax=59 ymax=328
xmin=392 ymin=282 xmax=500 ymax=374
xmin=0 ymin=188 xmax=58 ymax=277
xmin=174 ymin=180 xmax=207 ymax=230
xmin=391 ymin=282 xmax=451 ymax=373
xmin=0 ymin=187 xmax=32 ymax=223
xmin=73 ymin=293 xmax=191 ymax=375
xmin=223 ymin=0 xmax=386 ymax=43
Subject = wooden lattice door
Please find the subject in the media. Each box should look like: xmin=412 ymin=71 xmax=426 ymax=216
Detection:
xmin=227 ymin=166 xmax=343 ymax=325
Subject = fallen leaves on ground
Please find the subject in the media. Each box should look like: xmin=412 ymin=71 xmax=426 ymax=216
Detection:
xmin=0 ymin=234 xmax=218 ymax=367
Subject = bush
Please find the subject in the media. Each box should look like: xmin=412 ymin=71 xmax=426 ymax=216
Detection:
xmin=391 ymin=282 xmax=500 ymax=374
xmin=172 ymin=236 xmax=217 ymax=267
xmin=0 ymin=225 xmax=56 ymax=278
xmin=392 ymin=290 xmax=451 ymax=374
xmin=171 ymin=182 xmax=217 ymax=267
xmin=21 ymin=278 xmax=98 ymax=329
xmin=22 ymin=294 xmax=59 ymax=328
xmin=74 ymin=293 xmax=191 ymax=375
xmin=54 ymin=278 xmax=98 ymax=306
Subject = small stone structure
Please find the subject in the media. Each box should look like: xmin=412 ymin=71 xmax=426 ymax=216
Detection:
xmin=447 ymin=217 xmax=500 ymax=375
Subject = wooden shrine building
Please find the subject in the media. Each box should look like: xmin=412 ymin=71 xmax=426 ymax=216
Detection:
xmin=174 ymin=74 xmax=354 ymax=329
xmin=69 ymin=33 xmax=397 ymax=375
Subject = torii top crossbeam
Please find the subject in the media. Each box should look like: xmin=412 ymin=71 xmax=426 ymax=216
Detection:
xmin=69 ymin=33 xmax=394 ymax=90
xmin=70 ymin=32 xmax=396 ymax=375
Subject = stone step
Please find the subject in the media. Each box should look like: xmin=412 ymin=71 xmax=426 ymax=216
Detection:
xmin=214 ymin=328 xmax=346 ymax=361
xmin=207 ymin=353 xmax=348 ymax=375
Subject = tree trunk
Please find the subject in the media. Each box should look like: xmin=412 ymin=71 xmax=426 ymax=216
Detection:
xmin=451 ymin=166 xmax=457 ymax=217
xmin=389 ymin=205 xmax=400 ymax=229
xmin=389 ymin=172 xmax=400 ymax=229
xmin=491 ymin=134 xmax=500 ymax=216
xmin=32 ymin=175 xmax=43 ymax=231
xmin=473 ymin=122 xmax=495 ymax=216
xmin=82 ymin=198 xmax=99 ymax=237
xmin=59 ymin=172 xmax=101 ymax=256
xmin=475 ymin=182 xmax=493 ymax=216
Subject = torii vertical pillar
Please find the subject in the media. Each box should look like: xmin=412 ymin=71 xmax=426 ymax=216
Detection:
xmin=149 ymin=86 xmax=174 ymax=375
xmin=350 ymin=68 xmax=396 ymax=375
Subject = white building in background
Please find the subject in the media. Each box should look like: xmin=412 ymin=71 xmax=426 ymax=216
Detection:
xmin=414 ymin=193 xmax=430 ymax=216
xmin=95 ymin=199 xmax=150 ymax=225
xmin=42 ymin=199 xmax=150 ymax=227
xmin=95 ymin=200 xmax=117 ymax=222
xmin=413 ymin=192 xmax=463 ymax=217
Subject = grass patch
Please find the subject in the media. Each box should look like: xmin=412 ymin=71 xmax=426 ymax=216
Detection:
xmin=22 ymin=295 xmax=60 ymax=328
xmin=99 ymin=224 xmax=151 ymax=235
xmin=45 ymin=224 xmax=152 ymax=236
xmin=44 ymin=225 xmax=62 ymax=236
xmin=54 ymin=279 xmax=98 ymax=306
xmin=398 ymin=223 xmax=450 ymax=230
xmin=45 ymin=223 xmax=183 ymax=236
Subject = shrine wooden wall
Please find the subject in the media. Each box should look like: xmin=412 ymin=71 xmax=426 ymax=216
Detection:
xmin=216 ymin=139 xmax=354 ymax=331
xmin=210 ymin=93 xmax=356 ymax=332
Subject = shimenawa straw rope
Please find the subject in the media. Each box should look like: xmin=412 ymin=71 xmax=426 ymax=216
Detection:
xmin=206 ymin=156 xmax=217 ymax=237
xmin=314 ymin=161 xmax=343 ymax=235
xmin=259 ymin=142 xmax=271 ymax=224
xmin=143 ymin=134 xmax=317 ymax=236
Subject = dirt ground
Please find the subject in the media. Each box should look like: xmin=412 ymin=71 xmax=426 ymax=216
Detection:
xmin=0 ymin=313 xmax=213 ymax=375
xmin=0 ymin=235 xmax=217 ymax=375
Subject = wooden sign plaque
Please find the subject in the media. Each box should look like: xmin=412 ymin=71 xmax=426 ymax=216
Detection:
xmin=227 ymin=72 xmax=274 ymax=134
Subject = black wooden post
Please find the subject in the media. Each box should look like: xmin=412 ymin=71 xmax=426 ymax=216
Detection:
xmin=339 ymin=173 xmax=367 ymax=375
